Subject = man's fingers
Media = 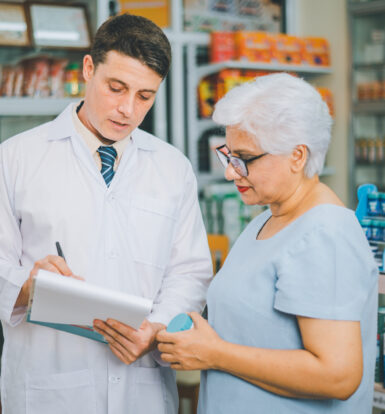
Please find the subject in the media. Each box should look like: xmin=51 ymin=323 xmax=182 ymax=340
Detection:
xmin=94 ymin=320 xmax=135 ymax=348
xmin=47 ymin=255 xmax=73 ymax=276
xmin=106 ymin=319 xmax=137 ymax=339
xmin=33 ymin=255 xmax=74 ymax=277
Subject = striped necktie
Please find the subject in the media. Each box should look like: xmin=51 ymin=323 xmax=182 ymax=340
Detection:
xmin=97 ymin=146 xmax=117 ymax=187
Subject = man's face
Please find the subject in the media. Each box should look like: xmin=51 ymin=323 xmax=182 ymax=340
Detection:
xmin=79 ymin=51 xmax=163 ymax=142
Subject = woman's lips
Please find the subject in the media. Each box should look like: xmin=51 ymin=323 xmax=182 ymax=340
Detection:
xmin=237 ymin=186 xmax=250 ymax=193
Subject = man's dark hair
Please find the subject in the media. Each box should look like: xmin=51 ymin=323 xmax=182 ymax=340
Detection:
xmin=90 ymin=14 xmax=171 ymax=78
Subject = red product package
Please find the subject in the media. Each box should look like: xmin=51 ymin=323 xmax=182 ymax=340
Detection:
xmin=210 ymin=32 xmax=236 ymax=63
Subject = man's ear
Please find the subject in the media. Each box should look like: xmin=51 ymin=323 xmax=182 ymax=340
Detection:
xmin=290 ymin=144 xmax=308 ymax=173
xmin=82 ymin=55 xmax=94 ymax=82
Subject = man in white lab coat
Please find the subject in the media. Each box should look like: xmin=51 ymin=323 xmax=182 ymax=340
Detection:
xmin=0 ymin=14 xmax=212 ymax=414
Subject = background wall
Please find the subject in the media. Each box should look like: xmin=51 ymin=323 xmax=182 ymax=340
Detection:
xmin=288 ymin=0 xmax=350 ymax=205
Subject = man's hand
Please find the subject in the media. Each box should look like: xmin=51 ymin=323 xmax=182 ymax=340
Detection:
xmin=93 ymin=319 xmax=165 ymax=365
xmin=15 ymin=255 xmax=81 ymax=307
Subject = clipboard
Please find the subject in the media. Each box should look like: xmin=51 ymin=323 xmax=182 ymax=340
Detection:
xmin=27 ymin=269 xmax=153 ymax=343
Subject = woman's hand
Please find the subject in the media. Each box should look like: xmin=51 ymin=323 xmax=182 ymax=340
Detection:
xmin=156 ymin=312 xmax=223 ymax=371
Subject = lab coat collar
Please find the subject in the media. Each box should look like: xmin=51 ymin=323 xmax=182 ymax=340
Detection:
xmin=47 ymin=103 xmax=156 ymax=152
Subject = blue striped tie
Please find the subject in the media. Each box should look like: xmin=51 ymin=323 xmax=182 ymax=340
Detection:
xmin=97 ymin=146 xmax=117 ymax=187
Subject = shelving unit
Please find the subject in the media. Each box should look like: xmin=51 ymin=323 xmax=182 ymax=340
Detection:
xmin=185 ymin=40 xmax=334 ymax=188
xmin=0 ymin=0 xmax=111 ymax=142
xmin=0 ymin=98 xmax=80 ymax=116
xmin=348 ymin=0 xmax=385 ymax=207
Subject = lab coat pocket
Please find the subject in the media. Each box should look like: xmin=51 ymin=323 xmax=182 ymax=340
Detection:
xmin=26 ymin=369 xmax=96 ymax=414
xmin=130 ymin=196 xmax=177 ymax=269
xmin=130 ymin=367 xmax=167 ymax=414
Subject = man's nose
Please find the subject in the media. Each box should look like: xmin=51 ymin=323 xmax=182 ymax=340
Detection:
xmin=117 ymin=94 xmax=135 ymax=117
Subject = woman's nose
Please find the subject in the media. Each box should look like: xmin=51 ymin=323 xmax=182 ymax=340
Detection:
xmin=224 ymin=163 xmax=242 ymax=181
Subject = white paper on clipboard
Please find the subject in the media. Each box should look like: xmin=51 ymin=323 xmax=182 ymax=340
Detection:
xmin=29 ymin=269 xmax=153 ymax=329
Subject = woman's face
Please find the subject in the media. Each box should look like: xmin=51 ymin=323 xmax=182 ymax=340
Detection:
xmin=224 ymin=126 xmax=294 ymax=206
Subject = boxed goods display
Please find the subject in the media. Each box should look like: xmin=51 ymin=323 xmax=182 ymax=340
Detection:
xmin=270 ymin=33 xmax=304 ymax=65
xmin=234 ymin=31 xmax=272 ymax=62
xmin=0 ymin=56 xmax=84 ymax=98
xmin=210 ymin=32 xmax=236 ymax=63
xmin=302 ymin=37 xmax=330 ymax=66
xmin=118 ymin=0 xmax=169 ymax=28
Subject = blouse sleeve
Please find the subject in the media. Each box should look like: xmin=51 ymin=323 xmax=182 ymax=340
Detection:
xmin=274 ymin=221 xmax=378 ymax=321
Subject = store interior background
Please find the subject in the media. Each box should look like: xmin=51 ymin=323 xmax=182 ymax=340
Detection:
xmin=1 ymin=0 xmax=385 ymax=413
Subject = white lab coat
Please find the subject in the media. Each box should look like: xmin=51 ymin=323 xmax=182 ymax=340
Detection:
xmin=0 ymin=104 xmax=212 ymax=414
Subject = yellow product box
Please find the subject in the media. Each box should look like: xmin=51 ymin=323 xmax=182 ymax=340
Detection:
xmin=198 ymin=75 xmax=216 ymax=118
xmin=216 ymin=69 xmax=243 ymax=101
xmin=234 ymin=31 xmax=273 ymax=63
xmin=302 ymin=37 xmax=330 ymax=66
xmin=118 ymin=0 xmax=169 ymax=28
xmin=270 ymin=34 xmax=304 ymax=65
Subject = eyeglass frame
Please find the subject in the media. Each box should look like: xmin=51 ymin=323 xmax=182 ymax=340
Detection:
xmin=215 ymin=144 xmax=269 ymax=177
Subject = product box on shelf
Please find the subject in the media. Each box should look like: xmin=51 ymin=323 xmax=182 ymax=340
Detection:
xmin=210 ymin=31 xmax=236 ymax=63
xmin=270 ymin=33 xmax=304 ymax=65
xmin=198 ymin=75 xmax=216 ymax=118
xmin=234 ymin=31 xmax=273 ymax=62
xmin=118 ymin=0 xmax=169 ymax=28
xmin=302 ymin=37 xmax=330 ymax=66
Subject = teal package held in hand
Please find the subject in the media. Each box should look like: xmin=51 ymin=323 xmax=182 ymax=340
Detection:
xmin=166 ymin=313 xmax=193 ymax=333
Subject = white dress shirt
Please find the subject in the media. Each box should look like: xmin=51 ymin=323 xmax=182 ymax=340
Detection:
xmin=71 ymin=102 xmax=131 ymax=171
xmin=0 ymin=103 xmax=212 ymax=414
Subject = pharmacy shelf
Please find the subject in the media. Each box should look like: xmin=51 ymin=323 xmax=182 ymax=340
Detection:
xmin=0 ymin=98 xmax=80 ymax=116
xmin=353 ymin=101 xmax=385 ymax=115
xmin=196 ymin=61 xmax=332 ymax=82
xmin=374 ymin=382 xmax=385 ymax=409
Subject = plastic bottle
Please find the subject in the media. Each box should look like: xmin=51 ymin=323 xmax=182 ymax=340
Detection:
xmin=64 ymin=62 xmax=81 ymax=97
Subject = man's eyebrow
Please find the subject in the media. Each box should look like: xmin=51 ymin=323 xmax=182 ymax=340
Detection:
xmin=108 ymin=78 xmax=157 ymax=94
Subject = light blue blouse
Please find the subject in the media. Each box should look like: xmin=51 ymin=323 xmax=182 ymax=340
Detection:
xmin=199 ymin=204 xmax=378 ymax=414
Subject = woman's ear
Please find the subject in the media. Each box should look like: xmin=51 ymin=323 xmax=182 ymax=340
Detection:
xmin=290 ymin=145 xmax=308 ymax=173
xmin=82 ymin=55 xmax=94 ymax=82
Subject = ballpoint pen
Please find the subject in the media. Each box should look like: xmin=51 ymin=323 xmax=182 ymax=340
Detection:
xmin=55 ymin=241 xmax=66 ymax=261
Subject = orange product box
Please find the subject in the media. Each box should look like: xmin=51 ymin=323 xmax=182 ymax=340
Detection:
xmin=317 ymin=87 xmax=334 ymax=117
xmin=198 ymin=75 xmax=216 ymax=118
xmin=118 ymin=0 xmax=169 ymax=28
xmin=216 ymin=69 xmax=243 ymax=101
xmin=210 ymin=32 xmax=236 ymax=63
xmin=234 ymin=31 xmax=273 ymax=63
xmin=270 ymin=34 xmax=304 ymax=65
xmin=303 ymin=37 xmax=330 ymax=66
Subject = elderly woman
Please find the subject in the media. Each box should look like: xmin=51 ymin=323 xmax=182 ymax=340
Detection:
xmin=157 ymin=73 xmax=378 ymax=413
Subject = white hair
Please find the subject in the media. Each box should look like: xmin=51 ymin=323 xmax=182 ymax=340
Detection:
xmin=212 ymin=73 xmax=332 ymax=178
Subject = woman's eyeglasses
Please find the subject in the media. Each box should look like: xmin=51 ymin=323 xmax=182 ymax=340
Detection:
xmin=215 ymin=144 xmax=268 ymax=177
